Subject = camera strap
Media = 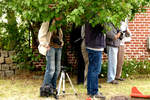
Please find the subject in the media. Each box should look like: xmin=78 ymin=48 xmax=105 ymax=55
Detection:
xmin=111 ymin=23 xmax=120 ymax=33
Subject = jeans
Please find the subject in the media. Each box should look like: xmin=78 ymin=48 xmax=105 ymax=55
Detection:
xmin=43 ymin=47 xmax=62 ymax=89
xmin=86 ymin=49 xmax=102 ymax=95
xmin=107 ymin=46 xmax=118 ymax=82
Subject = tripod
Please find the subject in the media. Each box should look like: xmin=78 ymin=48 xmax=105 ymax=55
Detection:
xmin=56 ymin=66 xmax=77 ymax=99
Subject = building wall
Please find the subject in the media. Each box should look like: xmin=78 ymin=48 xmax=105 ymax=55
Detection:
xmin=103 ymin=8 xmax=150 ymax=61
xmin=125 ymin=8 xmax=150 ymax=60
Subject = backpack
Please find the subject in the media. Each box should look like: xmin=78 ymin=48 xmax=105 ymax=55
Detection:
xmin=40 ymin=84 xmax=57 ymax=97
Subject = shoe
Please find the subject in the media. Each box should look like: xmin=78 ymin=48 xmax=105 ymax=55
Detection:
xmin=98 ymin=84 xmax=102 ymax=88
xmin=110 ymin=80 xmax=119 ymax=84
xmin=87 ymin=93 xmax=90 ymax=95
xmin=88 ymin=92 xmax=102 ymax=96
xmin=115 ymin=78 xmax=125 ymax=81
xmin=91 ymin=92 xmax=106 ymax=99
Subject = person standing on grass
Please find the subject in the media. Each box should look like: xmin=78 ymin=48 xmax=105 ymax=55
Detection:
xmin=70 ymin=24 xmax=85 ymax=84
xmin=115 ymin=18 xmax=132 ymax=81
xmin=85 ymin=22 xmax=106 ymax=99
xmin=38 ymin=16 xmax=64 ymax=89
xmin=105 ymin=23 xmax=121 ymax=84
xmin=81 ymin=24 xmax=89 ymax=87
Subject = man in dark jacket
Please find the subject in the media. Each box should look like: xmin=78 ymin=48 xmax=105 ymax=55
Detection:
xmin=106 ymin=23 xmax=121 ymax=84
xmin=85 ymin=22 xmax=105 ymax=99
xmin=70 ymin=25 xmax=85 ymax=84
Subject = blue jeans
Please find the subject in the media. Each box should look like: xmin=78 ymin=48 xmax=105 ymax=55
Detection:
xmin=43 ymin=47 xmax=62 ymax=89
xmin=107 ymin=46 xmax=118 ymax=82
xmin=86 ymin=49 xmax=102 ymax=95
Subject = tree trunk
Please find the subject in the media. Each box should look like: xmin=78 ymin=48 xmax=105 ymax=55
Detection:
xmin=6 ymin=9 xmax=19 ymax=50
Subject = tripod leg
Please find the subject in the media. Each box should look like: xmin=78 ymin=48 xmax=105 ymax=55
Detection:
xmin=57 ymin=72 xmax=63 ymax=96
xmin=62 ymin=71 xmax=65 ymax=96
xmin=66 ymin=73 xmax=77 ymax=95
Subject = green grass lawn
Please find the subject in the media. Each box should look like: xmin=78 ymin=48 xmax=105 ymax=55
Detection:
xmin=0 ymin=71 xmax=150 ymax=100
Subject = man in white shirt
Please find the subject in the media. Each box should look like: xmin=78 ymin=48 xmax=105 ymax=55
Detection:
xmin=115 ymin=18 xmax=132 ymax=81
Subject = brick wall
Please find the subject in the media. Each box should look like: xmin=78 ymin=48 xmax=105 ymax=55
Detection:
xmin=103 ymin=8 xmax=150 ymax=61
xmin=33 ymin=49 xmax=46 ymax=70
xmin=65 ymin=35 xmax=78 ymax=69
xmin=125 ymin=8 xmax=150 ymax=60
xmin=66 ymin=9 xmax=150 ymax=66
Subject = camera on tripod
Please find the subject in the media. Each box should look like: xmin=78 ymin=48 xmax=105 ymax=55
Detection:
xmin=61 ymin=66 xmax=67 ymax=72
xmin=119 ymin=30 xmax=130 ymax=40
xmin=56 ymin=66 xmax=77 ymax=99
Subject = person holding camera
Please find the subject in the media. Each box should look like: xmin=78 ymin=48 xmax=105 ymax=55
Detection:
xmin=85 ymin=22 xmax=106 ymax=99
xmin=115 ymin=18 xmax=131 ymax=81
xmin=38 ymin=17 xmax=64 ymax=90
xmin=105 ymin=23 xmax=121 ymax=84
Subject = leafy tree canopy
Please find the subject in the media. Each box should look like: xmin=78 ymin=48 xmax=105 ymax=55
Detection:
xmin=1 ymin=0 xmax=150 ymax=28
xmin=0 ymin=0 xmax=149 ymax=70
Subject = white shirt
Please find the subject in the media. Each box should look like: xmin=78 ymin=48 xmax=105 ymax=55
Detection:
xmin=120 ymin=18 xmax=132 ymax=45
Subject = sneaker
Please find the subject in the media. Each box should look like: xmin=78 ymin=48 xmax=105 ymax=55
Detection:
xmin=91 ymin=92 xmax=106 ymax=99
xmin=115 ymin=78 xmax=125 ymax=81
xmin=110 ymin=80 xmax=119 ymax=84
xmin=88 ymin=92 xmax=102 ymax=96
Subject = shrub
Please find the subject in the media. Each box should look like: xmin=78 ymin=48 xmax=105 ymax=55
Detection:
xmin=122 ymin=59 xmax=150 ymax=78
xmin=12 ymin=48 xmax=43 ymax=71
xmin=100 ymin=59 xmax=150 ymax=78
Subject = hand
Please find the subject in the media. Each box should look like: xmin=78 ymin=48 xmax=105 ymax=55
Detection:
xmin=125 ymin=30 xmax=130 ymax=37
xmin=45 ymin=45 xmax=50 ymax=51
xmin=115 ymin=32 xmax=121 ymax=40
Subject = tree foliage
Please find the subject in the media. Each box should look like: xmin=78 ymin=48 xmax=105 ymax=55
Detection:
xmin=3 ymin=0 xmax=150 ymax=27
xmin=1 ymin=0 xmax=150 ymax=35
xmin=0 ymin=0 xmax=150 ymax=70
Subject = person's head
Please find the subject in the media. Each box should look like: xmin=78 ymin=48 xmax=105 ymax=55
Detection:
xmin=48 ymin=3 xmax=63 ymax=21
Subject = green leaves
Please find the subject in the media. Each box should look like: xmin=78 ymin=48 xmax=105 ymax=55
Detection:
xmin=66 ymin=6 xmax=84 ymax=25
xmin=1 ymin=0 xmax=150 ymax=28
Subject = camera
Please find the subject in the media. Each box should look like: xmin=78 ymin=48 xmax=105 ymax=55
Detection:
xmin=52 ymin=37 xmax=62 ymax=45
xmin=119 ymin=31 xmax=130 ymax=40
xmin=119 ymin=31 xmax=124 ymax=40
xmin=61 ymin=66 xmax=68 ymax=72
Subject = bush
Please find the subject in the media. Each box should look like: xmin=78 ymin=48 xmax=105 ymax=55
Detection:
xmin=122 ymin=59 xmax=150 ymax=78
xmin=100 ymin=61 xmax=108 ymax=78
xmin=12 ymin=47 xmax=43 ymax=71
xmin=100 ymin=60 xmax=150 ymax=78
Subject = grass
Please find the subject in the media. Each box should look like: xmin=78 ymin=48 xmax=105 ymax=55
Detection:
xmin=0 ymin=71 xmax=150 ymax=100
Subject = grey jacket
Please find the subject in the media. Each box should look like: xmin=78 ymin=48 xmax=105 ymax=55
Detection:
xmin=106 ymin=23 xmax=120 ymax=47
